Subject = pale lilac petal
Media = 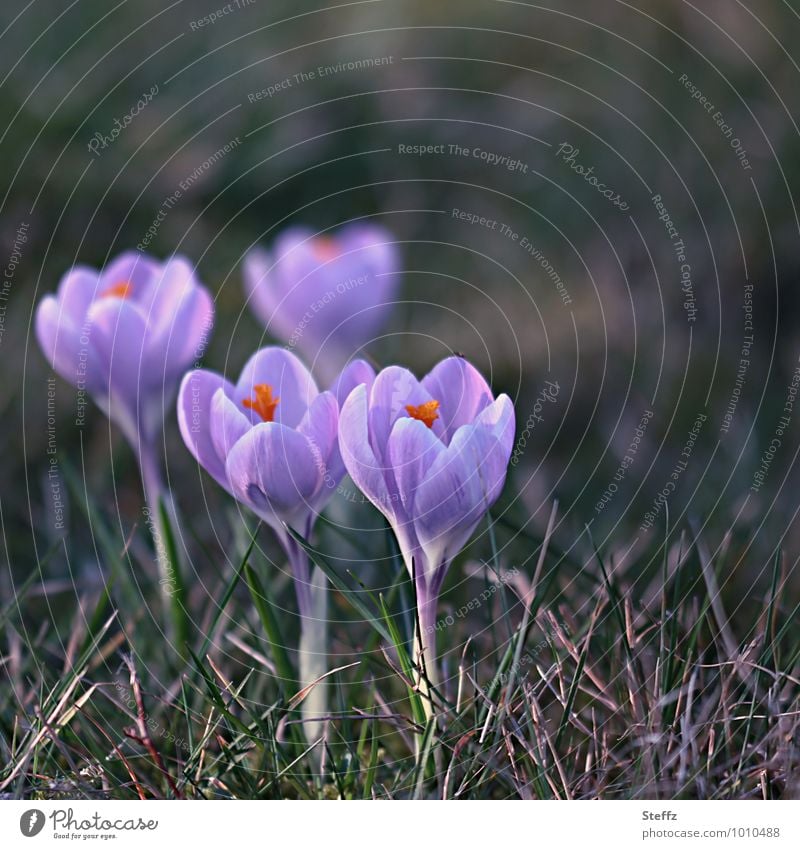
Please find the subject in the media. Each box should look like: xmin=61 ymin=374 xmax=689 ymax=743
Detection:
xmin=236 ymin=347 xmax=318 ymax=428
xmin=412 ymin=436 xmax=486 ymax=577
xmin=422 ymin=356 xmax=494 ymax=444
xmin=297 ymin=390 xmax=339 ymax=483
xmin=330 ymin=358 xmax=376 ymax=407
xmin=85 ymin=296 xmax=148 ymax=398
xmin=244 ymin=225 xmax=401 ymax=376
xmin=242 ymin=247 xmax=295 ymax=340
xmin=55 ymin=267 xmax=100 ymax=323
xmin=272 ymin=226 xmax=325 ymax=282
xmin=387 ymin=417 xmax=444 ymax=524
xmin=101 ymin=251 xmax=160 ymax=303
xmin=339 ymin=383 xmax=394 ymax=517
xmin=367 ymin=366 xmax=431 ymax=459
xmin=338 ymin=223 xmax=399 ymax=278
xmin=139 ymin=256 xmax=202 ymax=327
xmin=210 ymin=388 xmax=252 ymax=461
xmin=156 ymin=283 xmax=215 ymax=380
xmin=177 ymin=369 xmax=236 ymax=491
xmin=472 ymin=393 xmax=516 ymax=453
xmin=225 ymin=423 xmax=322 ymax=529
xmin=413 ymin=402 xmax=514 ymax=574
xmin=35 ymin=295 xmax=103 ymax=393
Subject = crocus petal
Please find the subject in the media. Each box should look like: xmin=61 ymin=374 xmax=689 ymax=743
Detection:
xmin=141 ymin=256 xmax=200 ymax=324
xmin=339 ymin=383 xmax=395 ymax=517
xmin=244 ymin=224 xmax=401 ymax=379
xmin=235 ymin=347 xmax=318 ymax=428
xmin=177 ymin=369 xmax=237 ymax=491
xmin=413 ymin=398 xmax=515 ymax=575
xmin=472 ymin=393 xmax=516 ymax=454
xmin=85 ymin=297 xmax=149 ymax=414
xmin=155 ymin=283 xmax=215 ymax=381
xmin=210 ymin=388 xmax=252 ymax=461
xmin=422 ymin=356 xmax=494 ymax=444
xmin=101 ymin=251 xmax=161 ymax=302
xmin=35 ymin=295 xmax=103 ymax=393
xmin=367 ymin=366 xmax=432 ymax=460
xmin=330 ymin=358 xmax=376 ymax=407
xmin=387 ymin=417 xmax=445 ymax=520
xmin=225 ymin=423 xmax=322 ymax=529
xmin=55 ymin=267 xmax=101 ymax=323
xmin=411 ymin=437 xmax=486 ymax=580
xmin=243 ymin=246 xmax=299 ymax=342
xmin=338 ymin=223 xmax=399 ymax=278
xmin=297 ymin=390 xmax=340 ymax=489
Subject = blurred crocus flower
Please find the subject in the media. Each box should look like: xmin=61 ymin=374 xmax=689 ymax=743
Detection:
xmin=243 ymin=224 xmax=400 ymax=381
xmin=36 ymin=251 xmax=214 ymax=453
xmin=178 ymin=347 xmax=375 ymax=742
xmin=339 ymin=356 xmax=515 ymax=708
xmin=35 ymin=251 xmax=214 ymax=649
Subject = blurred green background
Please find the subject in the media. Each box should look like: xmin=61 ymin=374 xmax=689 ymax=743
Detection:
xmin=3 ymin=0 xmax=800 ymax=597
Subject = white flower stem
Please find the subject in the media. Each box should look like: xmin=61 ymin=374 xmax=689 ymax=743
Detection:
xmin=298 ymin=565 xmax=329 ymax=753
xmin=414 ymin=596 xmax=440 ymax=723
xmin=285 ymin=535 xmax=329 ymax=757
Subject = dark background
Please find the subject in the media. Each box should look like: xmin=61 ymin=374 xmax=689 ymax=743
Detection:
xmin=3 ymin=0 xmax=800 ymax=602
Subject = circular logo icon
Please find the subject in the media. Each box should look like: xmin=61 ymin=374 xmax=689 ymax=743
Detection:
xmin=19 ymin=810 xmax=45 ymax=837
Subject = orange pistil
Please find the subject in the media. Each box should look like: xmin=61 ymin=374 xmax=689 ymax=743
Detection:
xmin=312 ymin=236 xmax=339 ymax=262
xmin=100 ymin=280 xmax=133 ymax=299
xmin=242 ymin=384 xmax=280 ymax=422
xmin=405 ymin=400 xmax=440 ymax=429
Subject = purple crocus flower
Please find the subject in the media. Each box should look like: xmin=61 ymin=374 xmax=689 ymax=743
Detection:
xmin=177 ymin=347 xmax=375 ymax=743
xmin=35 ymin=251 xmax=214 ymax=648
xmin=338 ymin=356 xmax=515 ymax=704
xmin=36 ymin=251 xmax=214 ymax=453
xmin=177 ymin=347 xmax=373 ymax=549
xmin=243 ymin=223 xmax=400 ymax=381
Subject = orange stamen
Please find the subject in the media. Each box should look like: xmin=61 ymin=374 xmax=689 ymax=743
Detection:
xmin=313 ymin=236 xmax=339 ymax=262
xmin=405 ymin=400 xmax=440 ymax=429
xmin=101 ymin=280 xmax=133 ymax=299
xmin=243 ymin=384 xmax=280 ymax=422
